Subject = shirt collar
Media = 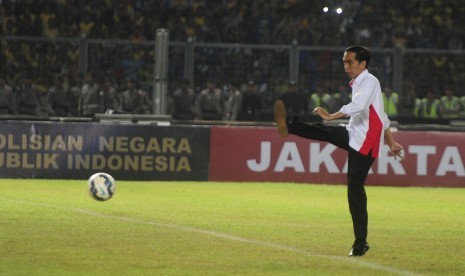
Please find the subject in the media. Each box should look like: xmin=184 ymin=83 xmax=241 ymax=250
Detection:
xmin=349 ymin=69 xmax=368 ymax=88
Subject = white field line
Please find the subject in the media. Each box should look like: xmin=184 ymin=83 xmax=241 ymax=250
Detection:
xmin=2 ymin=198 xmax=420 ymax=276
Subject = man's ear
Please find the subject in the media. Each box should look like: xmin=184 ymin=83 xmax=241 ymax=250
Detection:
xmin=361 ymin=60 xmax=367 ymax=69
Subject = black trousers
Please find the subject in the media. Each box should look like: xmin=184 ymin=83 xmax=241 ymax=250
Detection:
xmin=289 ymin=120 xmax=375 ymax=242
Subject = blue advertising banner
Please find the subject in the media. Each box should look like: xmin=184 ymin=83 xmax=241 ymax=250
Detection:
xmin=0 ymin=121 xmax=210 ymax=181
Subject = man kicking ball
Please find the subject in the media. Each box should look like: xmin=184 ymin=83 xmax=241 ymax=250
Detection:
xmin=274 ymin=45 xmax=404 ymax=256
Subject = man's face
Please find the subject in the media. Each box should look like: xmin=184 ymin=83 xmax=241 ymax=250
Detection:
xmin=343 ymin=51 xmax=366 ymax=79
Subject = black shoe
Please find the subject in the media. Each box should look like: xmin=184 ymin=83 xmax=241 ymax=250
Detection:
xmin=349 ymin=241 xmax=370 ymax=257
xmin=274 ymin=100 xmax=288 ymax=137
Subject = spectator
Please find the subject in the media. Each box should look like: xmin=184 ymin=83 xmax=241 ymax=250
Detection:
xmin=78 ymin=72 xmax=101 ymax=117
xmin=439 ymin=87 xmax=461 ymax=118
xmin=16 ymin=75 xmax=43 ymax=116
xmin=68 ymin=73 xmax=84 ymax=117
xmin=171 ymin=78 xmax=196 ymax=120
xmin=43 ymin=16 xmax=59 ymax=38
xmin=259 ymin=80 xmax=281 ymax=120
xmin=309 ymin=85 xmax=331 ymax=113
xmin=225 ymin=83 xmax=242 ymax=121
xmin=196 ymin=80 xmax=225 ymax=120
xmin=120 ymin=49 xmax=143 ymax=82
xmin=119 ymin=79 xmax=145 ymax=114
xmin=419 ymin=90 xmax=440 ymax=119
xmin=401 ymin=84 xmax=421 ymax=117
xmin=0 ymin=77 xmax=16 ymax=114
xmin=79 ymin=13 xmax=95 ymax=38
xmin=238 ymin=81 xmax=261 ymax=121
xmin=140 ymin=89 xmax=152 ymax=114
xmin=99 ymin=77 xmax=118 ymax=113
xmin=16 ymin=7 xmax=37 ymax=36
xmin=382 ymin=84 xmax=399 ymax=117
xmin=280 ymin=81 xmax=307 ymax=117
xmin=47 ymin=75 xmax=69 ymax=116
xmin=329 ymin=84 xmax=351 ymax=114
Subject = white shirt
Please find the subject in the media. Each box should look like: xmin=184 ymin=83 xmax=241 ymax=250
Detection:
xmin=339 ymin=69 xmax=390 ymax=158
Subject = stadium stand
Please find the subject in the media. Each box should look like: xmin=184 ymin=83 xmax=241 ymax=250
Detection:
xmin=0 ymin=0 xmax=464 ymax=121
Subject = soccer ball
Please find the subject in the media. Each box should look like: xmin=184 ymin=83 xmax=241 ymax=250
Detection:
xmin=88 ymin=172 xmax=116 ymax=201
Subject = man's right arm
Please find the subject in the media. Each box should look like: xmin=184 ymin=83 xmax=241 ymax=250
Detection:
xmin=313 ymin=107 xmax=347 ymax=121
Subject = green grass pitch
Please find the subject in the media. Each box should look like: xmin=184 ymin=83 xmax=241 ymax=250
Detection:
xmin=1 ymin=179 xmax=464 ymax=275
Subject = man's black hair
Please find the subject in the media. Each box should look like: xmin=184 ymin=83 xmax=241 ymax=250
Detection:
xmin=345 ymin=45 xmax=371 ymax=68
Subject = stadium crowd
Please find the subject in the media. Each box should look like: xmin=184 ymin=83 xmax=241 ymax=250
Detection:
xmin=1 ymin=73 xmax=464 ymax=122
xmin=2 ymin=0 xmax=464 ymax=47
xmin=0 ymin=0 xmax=464 ymax=120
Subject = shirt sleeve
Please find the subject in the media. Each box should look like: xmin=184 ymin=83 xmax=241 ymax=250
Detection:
xmin=382 ymin=111 xmax=391 ymax=130
xmin=339 ymin=79 xmax=377 ymax=116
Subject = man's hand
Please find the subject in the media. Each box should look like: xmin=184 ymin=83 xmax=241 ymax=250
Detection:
xmin=384 ymin=128 xmax=405 ymax=161
xmin=313 ymin=107 xmax=346 ymax=121
xmin=313 ymin=107 xmax=331 ymax=120
xmin=390 ymin=142 xmax=405 ymax=161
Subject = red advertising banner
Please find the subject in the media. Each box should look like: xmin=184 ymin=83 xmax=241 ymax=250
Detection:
xmin=209 ymin=126 xmax=465 ymax=187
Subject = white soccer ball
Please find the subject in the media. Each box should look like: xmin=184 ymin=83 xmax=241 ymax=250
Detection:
xmin=88 ymin=172 xmax=116 ymax=201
